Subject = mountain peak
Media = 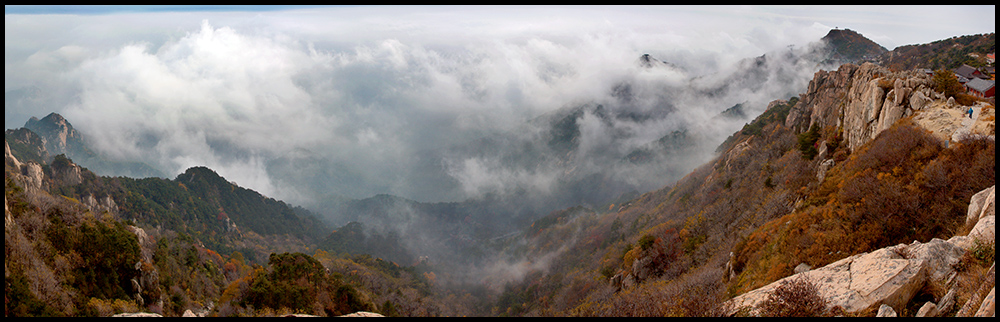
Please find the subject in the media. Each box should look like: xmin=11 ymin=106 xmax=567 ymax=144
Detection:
xmin=25 ymin=112 xmax=70 ymax=130
xmin=177 ymin=166 xmax=228 ymax=185
xmin=636 ymin=53 xmax=682 ymax=71
xmin=637 ymin=53 xmax=660 ymax=68
xmin=23 ymin=112 xmax=84 ymax=158
xmin=821 ymin=28 xmax=888 ymax=63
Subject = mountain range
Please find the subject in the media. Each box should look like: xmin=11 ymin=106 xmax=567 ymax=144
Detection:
xmin=5 ymin=28 xmax=995 ymax=317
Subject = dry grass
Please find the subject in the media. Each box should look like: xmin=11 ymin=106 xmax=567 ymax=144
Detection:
xmin=756 ymin=275 xmax=829 ymax=317
xmin=951 ymin=258 xmax=994 ymax=317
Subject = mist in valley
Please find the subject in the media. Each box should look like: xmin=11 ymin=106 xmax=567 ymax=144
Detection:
xmin=6 ymin=5 xmax=994 ymax=292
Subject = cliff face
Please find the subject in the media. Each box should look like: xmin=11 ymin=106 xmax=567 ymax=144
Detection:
xmin=785 ymin=62 xmax=941 ymax=151
xmin=24 ymin=113 xmax=84 ymax=158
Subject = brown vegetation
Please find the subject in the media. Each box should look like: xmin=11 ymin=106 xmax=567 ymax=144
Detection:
xmin=730 ymin=120 xmax=994 ymax=295
xmin=756 ymin=276 xmax=829 ymax=317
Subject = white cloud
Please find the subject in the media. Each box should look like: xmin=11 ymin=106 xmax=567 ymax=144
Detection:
xmin=5 ymin=5 xmax=994 ymax=205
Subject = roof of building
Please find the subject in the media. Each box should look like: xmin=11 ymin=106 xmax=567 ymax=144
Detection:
xmin=965 ymin=77 xmax=995 ymax=93
xmin=954 ymin=64 xmax=985 ymax=79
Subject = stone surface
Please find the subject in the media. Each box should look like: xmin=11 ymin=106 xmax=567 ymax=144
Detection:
xmin=724 ymin=229 xmax=975 ymax=316
xmin=724 ymin=246 xmax=924 ymax=315
xmin=975 ymin=288 xmax=995 ymax=318
xmin=909 ymin=90 xmax=933 ymax=111
xmin=938 ymin=288 xmax=957 ymax=314
xmin=338 ymin=311 xmax=385 ymax=317
xmin=781 ymin=62 xmax=990 ymax=156
xmin=968 ymin=216 xmax=996 ymax=246
xmin=876 ymin=304 xmax=897 ymax=317
xmin=816 ymin=159 xmax=835 ymax=183
xmin=112 ymin=312 xmax=163 ymax=317
xmin=966 ymin=185 xmax=995 ymax=228
xmin=905 ymin=238 xmax=965 ymax=293
xmin=848 ymin=247 xmax=926 ymax=312
xmin=915 ymin=301 xmax=938 ymax=317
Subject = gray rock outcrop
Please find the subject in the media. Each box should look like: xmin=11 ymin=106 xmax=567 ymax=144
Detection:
xmin=975 ymin=287 xmax=995 ymax=317
xmin=784 ymin=62 xmax=941 ymax=153
xmin=338 ymin=311 xmax=386 ymax=317
xmin=112 ymin=312 xmax=163 ymax=317
xmin=876 ymin=304 xmax=897 ymax=317
xmin=725 ymin=185 xmax=997 ymax=317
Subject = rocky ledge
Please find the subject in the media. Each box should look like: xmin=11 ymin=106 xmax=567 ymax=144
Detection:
xmin=724 ymin=185 xmax=996 ymax=317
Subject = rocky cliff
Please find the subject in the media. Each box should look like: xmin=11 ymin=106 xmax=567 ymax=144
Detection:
xmin=24 ymin=113 xmax=85 ymax=158
xmin=721 ymin=61 xmax=996 ymax=317
xmin=724 ymin=185 xmax=995 ymax=317
xmin=790 ymin=63 xmax=928 ymax=150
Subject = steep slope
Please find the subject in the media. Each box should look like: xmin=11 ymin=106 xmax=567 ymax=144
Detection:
xmin=725 ymin=184 xmax=995 ymax=317
xmin=718 ymin=62 xmax=996 ymax=317
xmin=173 ymin=166 xmax=327 ymax=240
xmin=6 ymin=29 xmax=994 ymax=318
xmin=486 ymin=60 xmax=994 ymax=317
xmin=6 ymin=127 xmax=329 ymax=261
xmin=5 ymin=128 xmax=49 ymax=166
xmin=5 ymin=132 xmax=412 ymax=317
xmin=6 ymin=135 xmax=480 ymax=317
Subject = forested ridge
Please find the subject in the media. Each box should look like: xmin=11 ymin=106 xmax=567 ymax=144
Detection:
xmin=5 ymin=143 xmax=455 ymax=316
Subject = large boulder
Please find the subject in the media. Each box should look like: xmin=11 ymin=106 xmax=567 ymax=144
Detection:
xmin=909 ymin=90 xmax=933 ymax=111
xmin=876 ymin=89 xmax=906 ymax=133
xmin=724 ymin=245 xmax=926 ymax=315
xmin=904 ymin=238 xmax=966 ymax=293
xmin=727 ymin=185 xmax=996 ymax=317
xmin=724 ymin=236 xmax=969 ymax=316
xmin=965 ymin=185 xmax=995 ymax=228
xmin=967 ymin=216 xmax=996 ymax=247
xmin=876 ymin=304 xmax=898 ymax=317
xmin=951 ymin=185 xmax=996 ymax=250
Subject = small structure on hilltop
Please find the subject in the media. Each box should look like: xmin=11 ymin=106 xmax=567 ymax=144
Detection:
xmin=954 ymin=64 xmax=988 ymax=81
xmin=965 ymin=78 xmax=995 ymax=98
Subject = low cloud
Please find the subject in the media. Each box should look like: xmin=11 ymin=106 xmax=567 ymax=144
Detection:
xmin=6 ymin=6 xmax=865 ymax=207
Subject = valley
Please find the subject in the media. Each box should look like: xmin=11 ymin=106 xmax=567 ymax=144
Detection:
xmin=5 ymin=22 xmax=995 ymax=317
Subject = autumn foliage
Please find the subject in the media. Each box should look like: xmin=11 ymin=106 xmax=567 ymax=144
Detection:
xmin=756 ymin=276 xmax=829 ymax=317
xmin=731 ymin=120 xmax=994 ymax=294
